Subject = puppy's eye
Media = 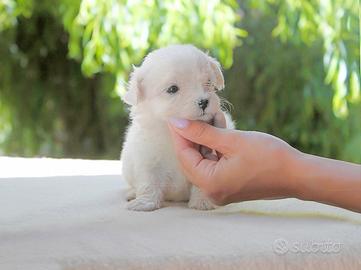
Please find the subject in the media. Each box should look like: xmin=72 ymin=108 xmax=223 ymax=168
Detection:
xmin=167 ymin=85 xmax=179 ymax=94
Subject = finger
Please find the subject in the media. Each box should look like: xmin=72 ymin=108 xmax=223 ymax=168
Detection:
xmin=168 ymin=125 xmax=218 ymax=188
xmin=168 ymin=117 xmax=233 ymax=154
xmin=168 ymin=123 xmax=194 ymax=150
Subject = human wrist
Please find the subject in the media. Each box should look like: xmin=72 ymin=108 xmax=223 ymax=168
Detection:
xmin=278 ymin=147 xmax=306 ymax=199
xmin=285 ymin=151 xmax=328 ymax=202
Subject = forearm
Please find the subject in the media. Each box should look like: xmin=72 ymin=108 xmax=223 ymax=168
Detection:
xmin=288 ymin=152 xmax=361 ymax=212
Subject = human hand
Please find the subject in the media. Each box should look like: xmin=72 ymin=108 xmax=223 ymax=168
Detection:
xmin=167 ymin=117 xmax=299 ymax=205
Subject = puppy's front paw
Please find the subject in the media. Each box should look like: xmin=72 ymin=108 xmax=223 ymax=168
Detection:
xmin=188 ymin=196 xmax=215 ymax=210
xmin=188 ymin=186 xmax=215 ymax=210
xmin=126 ymin=197 xmax=161 ymax=211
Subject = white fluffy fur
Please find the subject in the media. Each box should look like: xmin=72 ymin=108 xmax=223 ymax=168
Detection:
xmin=121 ymin=44 xmax=233 ymax=211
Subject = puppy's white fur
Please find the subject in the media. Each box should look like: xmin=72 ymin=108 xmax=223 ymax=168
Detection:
xmin=121 ymin=44 xmax=233 ymax=211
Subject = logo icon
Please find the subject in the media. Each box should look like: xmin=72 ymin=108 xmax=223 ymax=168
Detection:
xmin=273 ymin=238 xmax=289 ymax=255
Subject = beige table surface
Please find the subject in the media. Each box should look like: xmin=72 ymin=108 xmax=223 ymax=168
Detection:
xmin=0 ymin=157 xmax=360 ymax=270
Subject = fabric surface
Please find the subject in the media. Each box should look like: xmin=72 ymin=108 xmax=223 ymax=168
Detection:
xmin=0 ymin=157 xmax=360 ymax=270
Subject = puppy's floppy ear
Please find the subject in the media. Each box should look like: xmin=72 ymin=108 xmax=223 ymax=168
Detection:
xmin=208 ymin=56 xmax=225 ymax=91
xmin=123 ymin=66 xmax=143 ymax=106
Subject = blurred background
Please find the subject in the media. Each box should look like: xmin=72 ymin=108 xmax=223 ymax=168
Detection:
xmin=0 ymin=0 xmax=360 ymax=162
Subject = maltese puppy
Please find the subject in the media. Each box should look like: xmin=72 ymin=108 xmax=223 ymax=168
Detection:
xmin=121 ymin=44 xmax=233 ymax=211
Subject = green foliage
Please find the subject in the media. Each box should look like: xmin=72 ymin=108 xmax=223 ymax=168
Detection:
xmin=0 ymin=0 xmax=243 ymax=157
xmin=0 ymin=0 xmax=33 ymax=31
xmin=63 ymin=0 xmax=244 ymax=96
xmin=0 ymin=0 xmax=360 ymax=162
xmin=224 ymin=5 xmax=361 ymax=162
xmin=0 ymin=0 xmax=125 ymax=157
xmin=250 ymin=0 xmax=360 ymax=118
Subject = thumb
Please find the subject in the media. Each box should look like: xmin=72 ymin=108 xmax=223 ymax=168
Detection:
xmin=168 ymin=117 xmax=233 ymax=155
xmin=168 ymin=125 xmax=217 ymax=189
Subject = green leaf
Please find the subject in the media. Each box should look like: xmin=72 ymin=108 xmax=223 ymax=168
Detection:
xmin=325 ymin=55 xmax=338 ymax=84
xmin=349 ymin=70 xmax=360 ymax=103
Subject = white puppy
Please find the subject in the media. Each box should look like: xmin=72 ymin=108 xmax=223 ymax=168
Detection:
xmin=121 ymin=44 xmax=233 ymax=211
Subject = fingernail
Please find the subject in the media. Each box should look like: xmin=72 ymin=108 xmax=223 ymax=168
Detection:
xmin=168 ymin=117 xmax=189 ymax=129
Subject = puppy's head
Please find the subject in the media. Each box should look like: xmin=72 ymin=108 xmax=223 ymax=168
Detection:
xmin=123 ymin=44 xmax=224 ymax=122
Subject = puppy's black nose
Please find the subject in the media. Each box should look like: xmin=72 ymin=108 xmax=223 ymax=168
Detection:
xmin=198 ymin=99 xmax=209 ymax=110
